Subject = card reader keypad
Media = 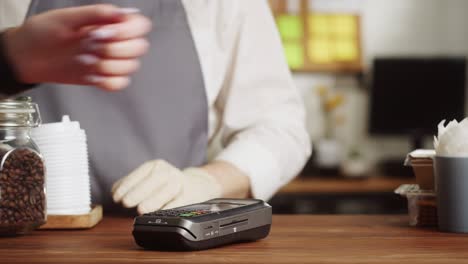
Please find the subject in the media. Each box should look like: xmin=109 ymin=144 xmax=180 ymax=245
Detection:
xmin=147 ymin=208 xmax=212 ymax=217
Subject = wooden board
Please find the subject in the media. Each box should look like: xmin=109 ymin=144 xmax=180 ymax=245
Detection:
xmin=39 ymin=205 xmax=103 ymax=229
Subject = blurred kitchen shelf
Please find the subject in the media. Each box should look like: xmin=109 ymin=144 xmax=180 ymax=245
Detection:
xmin=279 ymin=176 xmax=415 ymax=194
xmin=291 ymin=63 xmax=363 ymax=74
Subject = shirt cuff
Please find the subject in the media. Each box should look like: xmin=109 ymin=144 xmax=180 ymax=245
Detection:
xmin=0 ymin=30 xmax=36 ymax=96
xmin=214 ymin=138 xmax=283 ymax=201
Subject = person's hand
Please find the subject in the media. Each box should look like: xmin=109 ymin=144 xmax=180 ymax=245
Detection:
xmin=111 ymin=160 xmax=223 ymax=214
xmin=3 ymin=4 xmax=151 ymax=91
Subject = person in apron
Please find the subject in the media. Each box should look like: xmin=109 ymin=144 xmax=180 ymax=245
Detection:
xmin=21 ymin=0 xmax=227 ymax=214
xmin=0 ymin=0 xmax=311 ymax=215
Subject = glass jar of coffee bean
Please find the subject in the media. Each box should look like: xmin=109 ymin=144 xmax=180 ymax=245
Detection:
xmin=0 ymin=97 xmax=45 ymax=236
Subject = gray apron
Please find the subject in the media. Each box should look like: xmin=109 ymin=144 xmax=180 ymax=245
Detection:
xmin=25 ymin=0 xmax=208 ymax=212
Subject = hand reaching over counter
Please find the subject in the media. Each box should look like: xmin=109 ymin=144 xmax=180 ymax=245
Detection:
xmin=112 ymin=160 xmax=251 ymax=214
xmin=1 ymin=4 xmax=151 ymax=91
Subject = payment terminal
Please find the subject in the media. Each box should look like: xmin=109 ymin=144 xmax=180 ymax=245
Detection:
xmin=132 ymin=198 xmax=272 ymax=251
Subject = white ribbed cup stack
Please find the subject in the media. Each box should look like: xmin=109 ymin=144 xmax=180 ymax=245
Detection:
xmin=31 ymin=115 xmax=91 ymax=215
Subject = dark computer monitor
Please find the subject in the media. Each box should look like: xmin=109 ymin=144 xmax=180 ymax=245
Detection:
xmin=369 ymin=57 xmax=466 ymax=149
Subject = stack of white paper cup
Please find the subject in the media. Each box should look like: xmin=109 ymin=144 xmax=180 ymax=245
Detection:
xmin=31 ymin=115 xmax=91 ymax=215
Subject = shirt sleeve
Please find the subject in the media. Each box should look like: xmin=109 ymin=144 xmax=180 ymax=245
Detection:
xmin=214 ymin=0 xmax=311 ymax=201
xmin=0 ymin=31 xmax=36 ymax=96
xmin=0 ymin=0 xmax=31 ymax=31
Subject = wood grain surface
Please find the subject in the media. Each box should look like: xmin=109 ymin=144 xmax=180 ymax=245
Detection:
xmin=39 ymin=205 xmax=103 ymax=229
xmin=0 ymin=215 xmax=467 ymax=263
xmin=279 ymin=177 xmax=414 ymax=194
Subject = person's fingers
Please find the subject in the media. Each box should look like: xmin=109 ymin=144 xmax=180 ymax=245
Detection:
xmin=76 ymin=53 xmax=140 ymax=75
xmin=121 ymin=170 xmax=170 ymax=208
xmin=81 ymin=76 xmax=131 ymax=91
xmin=44 ymin=61 xmax=129 ymax=91
xmin=93 ymin=59 xmax=140 ymax=76
xmin=162 ymin=188 xmax=207 ymax=210
xmin=98 ymin=76 xmax=131 ymax=91
xmin=112 ymin=161 xmax=155 ymax=202
xmin=162 ymin=195 xmax=187 ymax=210
xmin=137 ymin=180 xmax=183 ymax=214
xmin=53 ymin=4 xmax=136 ymax=30
xmin=84 ymin=38 xmax=150 ymax=59
xmin=76 ymin=54 xmax=100 ymax=66
xmin=111 ymin=178 xmax=124 ymax=193
xmin=72 ymin=54 xmax=136 ymax=90
xmin=88 ymin=14 xmax=152 ymax=41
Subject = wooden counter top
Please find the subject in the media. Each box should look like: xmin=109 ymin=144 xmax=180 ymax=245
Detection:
xmin=1 ymin=215 xmax=467 ymax=263
xmin=279 ymin=176 xmax=414 ymax=194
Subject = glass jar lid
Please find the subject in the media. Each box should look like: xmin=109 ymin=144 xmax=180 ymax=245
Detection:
xmin=0 ymin=97 xmax=42 ymax=127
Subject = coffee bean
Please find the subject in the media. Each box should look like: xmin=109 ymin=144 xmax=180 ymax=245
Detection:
xmin=0 ymin=148 xmax=46 ymax=235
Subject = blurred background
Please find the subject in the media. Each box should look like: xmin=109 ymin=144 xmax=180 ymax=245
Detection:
xmin=267 ymin=0 xmax=468 ymax=214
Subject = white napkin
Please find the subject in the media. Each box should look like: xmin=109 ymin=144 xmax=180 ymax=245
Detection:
xmin=434 ymin=118 xmax=468 ymax=156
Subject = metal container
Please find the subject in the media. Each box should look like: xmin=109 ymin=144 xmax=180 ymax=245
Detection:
xmin=435 ymin=156 xmax=468 ymax=233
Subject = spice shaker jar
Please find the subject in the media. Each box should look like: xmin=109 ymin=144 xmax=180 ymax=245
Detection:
xmin=0 ymin=97 xmax=46 ymax=236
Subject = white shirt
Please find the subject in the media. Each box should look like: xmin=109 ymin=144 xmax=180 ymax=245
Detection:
xmin=0 ymin=0 xmax=311 ymax=201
